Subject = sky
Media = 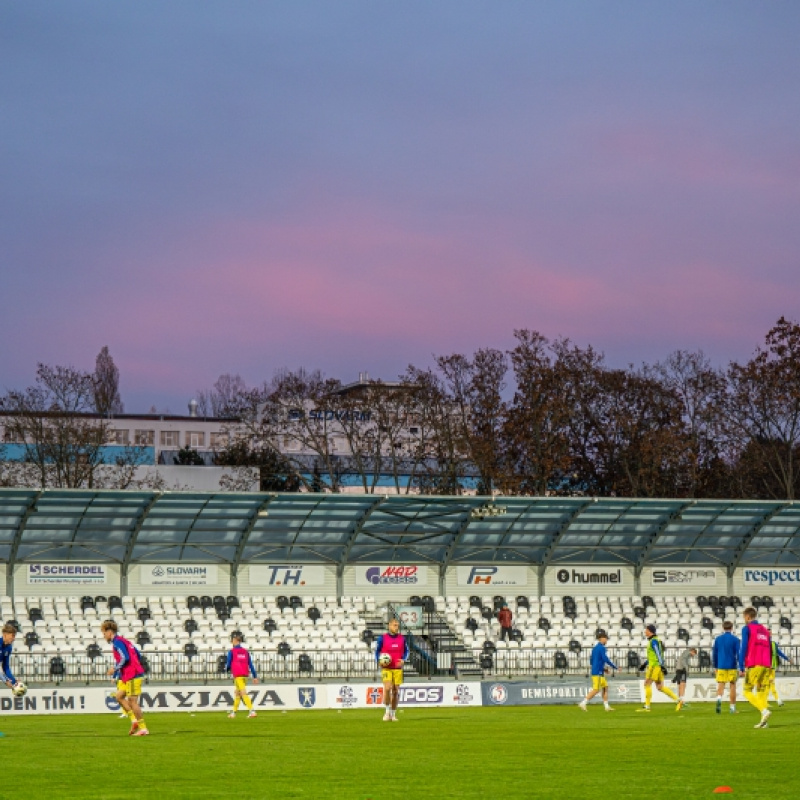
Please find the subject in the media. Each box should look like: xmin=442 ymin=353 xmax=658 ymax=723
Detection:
xmin=1 ymin=1 xmax=799 ymax=412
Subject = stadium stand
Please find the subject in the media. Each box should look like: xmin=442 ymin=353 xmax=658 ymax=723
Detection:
xmin=2 ymin=490 xmax=800 ymax=683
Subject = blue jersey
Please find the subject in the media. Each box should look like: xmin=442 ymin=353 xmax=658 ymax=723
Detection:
xmin=712 ymin=632 xmax=740 ymax=671
xmin=0 ymin=640 xmax=15 ymax=684
xmin=590 ymin=642 xmax=617 ymax=676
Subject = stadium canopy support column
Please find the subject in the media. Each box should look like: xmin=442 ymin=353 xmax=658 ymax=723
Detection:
xmin=231 ymin=495 xmax=275 ymax=597
xmin=6 ymin=491 xmax=41 ymax=598
xmin=120 ymin=493 xmax=161 ymax=597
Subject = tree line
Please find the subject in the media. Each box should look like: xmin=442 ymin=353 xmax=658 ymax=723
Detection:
xmin=212 ymin=317 xmax=800 ymax=500
xmin=1 ymin=319 xmax=798 ymax=499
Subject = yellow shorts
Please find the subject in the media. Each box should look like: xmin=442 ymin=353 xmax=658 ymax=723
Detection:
xmin=234 ymin=677 xmax=248 ymax=693
xmin=381 ymin=668 xmax=403 ymax=686
xmin=744 ymin=666 xmax=770 ymax=691
xmin=766 ymin=668 xmax=776 ymax=686
xmin=716 ymin=669 xmax=738 ymax=684
xmin=592 ymin=676 xmax=608 ymax=691
xmin=645 ymin=666 xmax=664 ymax=683
xmin=117 ymin=678 xmax=143 ymax=697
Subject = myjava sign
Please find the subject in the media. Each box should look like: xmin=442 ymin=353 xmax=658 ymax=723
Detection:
xmin=643 ymin=568 xmax=718 ymax=588
xmin=248 ymin=565 xmax=328 ymax=588
xmin=456 ymin=566 xmax=529 ymax=587
xmin=27 ymin=564 xmax=106 ymax=585
xmin=356 ymin=565 xmax=427 ymax=587
xmin=743 ymin=569 xmax=800 ymax=587
xmin=0 ymin=684 xmax=325 ymax=716
xmin=551 ymin=567 xmax=628 ymax=586
xmin=139 ymin=564 xmax=218 ymax=587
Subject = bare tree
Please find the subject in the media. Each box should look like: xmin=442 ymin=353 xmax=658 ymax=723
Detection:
xmin=196 ymin=374 xmax=248 ymax=418
xmin=93 ymin=346 xmax=124 ymax=415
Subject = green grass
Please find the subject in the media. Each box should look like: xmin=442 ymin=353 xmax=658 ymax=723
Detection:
xmin=1 ymin=703 xmax=800 ymax=799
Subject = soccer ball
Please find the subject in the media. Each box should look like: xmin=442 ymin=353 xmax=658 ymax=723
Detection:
xmin=379 ymin=654 xmax=392 ymax=667
xmin=12 ymin=682 xmax=27 ymax=697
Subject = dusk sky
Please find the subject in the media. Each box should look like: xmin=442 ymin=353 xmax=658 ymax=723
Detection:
xmin=2 ymin=2 xmax=799 ymax=412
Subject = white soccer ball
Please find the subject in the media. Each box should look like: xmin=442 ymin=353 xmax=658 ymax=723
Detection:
xmin=379 ymin=654 xmax=392 ymax=667
xmin=12 ymin=682 xmax=27 ymax=697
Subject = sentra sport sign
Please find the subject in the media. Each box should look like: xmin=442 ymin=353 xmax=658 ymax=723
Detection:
xmin=643 ymin=568 xmax=718 ymax=588
xmin=27 ymin=564 xmax=107 ymax=585
xmin=356 ymin=565 xmax=427 ymax=587
xmin=139 ymin=564 xmax=218 ymax=587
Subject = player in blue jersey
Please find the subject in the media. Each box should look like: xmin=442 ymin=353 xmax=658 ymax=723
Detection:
xmin=712 ymin=621 xmax=740 ymax=714
xmin=579 ymin=631 xmax=617 ymax=712
xmin=1 ymin=623 xmax=20 ymax=694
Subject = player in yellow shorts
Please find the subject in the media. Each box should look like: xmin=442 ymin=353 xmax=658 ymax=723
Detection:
xmin=375 ymin=617 xmax=409 ymax=721
xmin=226 ymin=633 xmax=259 ymax=718
xmin=767 ymin=640 xmax=792 ymax=707
xmin=712 ymin=621 xmax=740 ymax=714
xmin=638 ymin=624 xmax=681 ymax=711
xmin=101 ymin=619 xmax=149 ymax=736
xmin=739 ymin=607 xmax=773 ymax=729
xmin=579 ymin=631 xmax=617 ymax=712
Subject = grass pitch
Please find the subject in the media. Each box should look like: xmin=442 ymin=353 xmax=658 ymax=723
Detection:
xmin=1 ymin=703 xmax=800 ymax=799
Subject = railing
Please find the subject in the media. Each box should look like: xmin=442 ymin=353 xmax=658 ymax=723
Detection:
xmin=8 ymin=646 xmax=800 ymax=685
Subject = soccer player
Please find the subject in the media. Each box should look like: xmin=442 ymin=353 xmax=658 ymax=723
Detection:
xmin=639 ymin=624 xmax=682 ymax=711
xmin=673 ymin=646 xmax=697 ymax=707
xmin=101 ymin=620 xmax=149 ymax=736
xmin=579 ymin=631 xmax=617 ymax=712
xmin=767 ymin=639 xmax=792 ymax=708
xmin=375 ymin=617 xmax=408 ymax=722
xmin=1 ymin=623 xmax=20 ymax=694
xmin=712 ymin=621 xmax=740 ymax=714
xmin=226 ymin=632 xmax=259 ymax=718
xmin=739 ymin=607 xmax=773 ymax=729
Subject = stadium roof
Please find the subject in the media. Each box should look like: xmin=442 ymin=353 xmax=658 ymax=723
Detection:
xmin=1 ymin=490 xmax=799 ymax=571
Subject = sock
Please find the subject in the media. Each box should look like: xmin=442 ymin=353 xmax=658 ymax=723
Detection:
xmin=384 ymin=704 xmax=391 ymax=715
xmin=730 ymin=704 xmax=735 ymax=711
xmin=137 ymin=715 xmax=147 ymax=731
xmin=127 ymin=710 xmax=136 ymax=722
xmin=604 ymin=701 xmax=611 ymax=709
xmin=242 ymin=694 xmax=253 ymax=711
xmin=660 ymin=686 xmax=678 ymax=702
xmin=757 ymin=687 xmax=770 ymax=712
xmin=771 ymin=685 xmax=780 ymax=702
xmin=645 ymin=684 xmax=653 ymax=707
xmin=233 ymin=696 xmax=241 ymax=712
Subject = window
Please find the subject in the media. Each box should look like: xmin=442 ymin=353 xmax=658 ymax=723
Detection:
xmin=135 ymin=430 xmax=155 ymax=446
xmin=108 ymin=429 xmax=129 ymax=445
xmin=161 ymin=430 xmax=179 ymax=448
xmin=209 ymin=432 xmax=228 ymax=450
xmin=186 ymin=431 xmax=205 ymax=448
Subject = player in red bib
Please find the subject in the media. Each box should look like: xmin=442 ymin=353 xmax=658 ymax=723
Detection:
xmin=101 ymin=619 xmax=149 ymax=736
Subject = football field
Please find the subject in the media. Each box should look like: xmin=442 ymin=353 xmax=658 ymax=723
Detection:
xmin=1 ymin=703 xmax=800 ymax=799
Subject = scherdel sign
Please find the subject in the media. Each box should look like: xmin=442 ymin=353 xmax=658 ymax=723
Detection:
xmin=644 ymin=568 xmax=718 ymax=588
xmin=139 ymin=564 xmax=218 ymax=587
xmin=552 ymin=567 xmax=627 ymax=586
xmin=27 ymin=564 xmax=106 ymax=585
xmin=455 ymin=566 xmax=529 ymax=587
xmin=743 ymin=569 xmax=800 ymax=587
xmin=356 ymin=566 xmax=427 ymax=587
xmin=248 ymin=565 xmax=327 ymax=587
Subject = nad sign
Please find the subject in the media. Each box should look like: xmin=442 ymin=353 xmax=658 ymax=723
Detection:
xmin=249 ymin=565 xmax=327 ymax=587
xmin=456 ymin=566 xmax=528 ymax=587
xmin=356 ymin=565 xmax=427 ymax=587
xmin=27 ymin=564 xmax=107 ymax=585
xmin=139 ymin=564 xmax=218 ymax=587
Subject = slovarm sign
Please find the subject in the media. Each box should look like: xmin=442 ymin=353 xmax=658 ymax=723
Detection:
xmin=139 ymin=564 xmax=218 ymax=587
